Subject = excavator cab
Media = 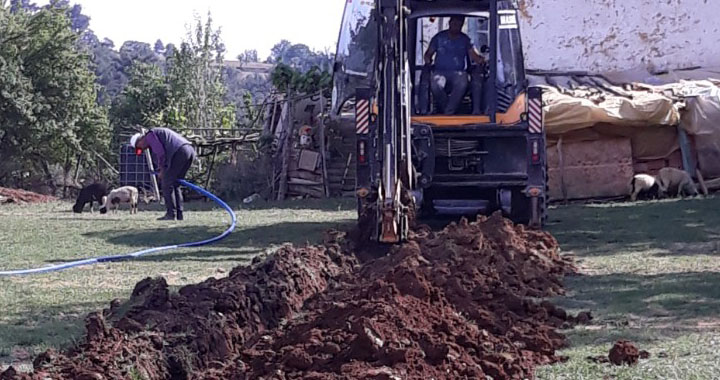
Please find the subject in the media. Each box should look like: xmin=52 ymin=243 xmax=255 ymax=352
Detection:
xmin=331 ymin=0 xmax=547 ymax=243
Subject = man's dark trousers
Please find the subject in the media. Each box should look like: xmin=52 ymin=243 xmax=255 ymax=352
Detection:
xmin=163 ymin=144 xmax=195 ymax=218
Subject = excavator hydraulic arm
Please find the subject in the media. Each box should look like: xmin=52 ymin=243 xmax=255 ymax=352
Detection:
xmin=376 ymin=0 xmax=413 ymax=243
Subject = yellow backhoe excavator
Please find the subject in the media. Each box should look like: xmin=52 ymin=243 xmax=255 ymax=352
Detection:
xmin=331 ymin=0 xmax=547 ymax=243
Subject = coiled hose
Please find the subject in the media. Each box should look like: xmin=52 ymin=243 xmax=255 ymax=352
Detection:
xmin=0 ymin=180 xmax=237 ymax=276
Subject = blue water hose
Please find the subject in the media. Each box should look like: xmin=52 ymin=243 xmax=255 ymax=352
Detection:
xmin=0 ymin=180 xmax=237 ymax=277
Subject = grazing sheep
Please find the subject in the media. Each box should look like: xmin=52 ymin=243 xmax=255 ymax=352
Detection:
xmin=73 ymin=183 xmax=109 ymax=213
xmin=656 ymin=167 xmax=699 ymax=198
xmin=630 ymin=174 xmax=660 ymax=201
xmin=99 ymin=186 xmax=139 ymax=214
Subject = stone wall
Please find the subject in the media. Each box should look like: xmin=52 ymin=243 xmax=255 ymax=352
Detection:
xmin=518 ymin=0 xmax=720 ymax=72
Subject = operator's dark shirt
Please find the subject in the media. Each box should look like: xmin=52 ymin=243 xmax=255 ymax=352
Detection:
xmin=429 ymin=31 xmax=473 ymax=72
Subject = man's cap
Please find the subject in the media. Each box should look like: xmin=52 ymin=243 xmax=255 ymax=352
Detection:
xmin=130 ymin=133 xmax=143 ymax=148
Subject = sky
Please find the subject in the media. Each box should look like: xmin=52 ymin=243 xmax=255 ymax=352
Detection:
xmin=35 ymin=0 xmax=347 ymax=60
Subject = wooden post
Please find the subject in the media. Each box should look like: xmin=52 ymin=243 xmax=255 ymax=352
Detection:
xmin=677 ymin=127 xmax=697 ymax=176
xmin=144 ymin=149 xmax=161 ymax=204
xmin=277 ymin=95 xmax=294 ymax=201
xmin=319 ymin=90 xmax=330 ymax=198
xmin=205 ymin=146 xmax=219 ymax=192
xmin=231 ymin=142 xmax=238 ymax=166
xmin=341 ymin=153 xmax=354 ymax=194
xmin=73 ymin=154 xmax=83 ymax=183
xmin=557 ymin=137 xmax=568 ymax=203
xmin=91 ymin=150 xmax=120 ymax=175
xmin=265 ymin=99 xmax=279 ymax=136
xmin=62 ymin=152 xmax=71 ymax=198
xmin=696 ymin=168 xmax=709 ymax=196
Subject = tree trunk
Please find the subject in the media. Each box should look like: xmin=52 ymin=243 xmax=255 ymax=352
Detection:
xmin=319 ymin=91 xmax=330 ymax=198
xmin=277 ymin=96 xmax=294 ymax=201
xmin=62 ymin=152 xmax=72 ymax=198
xmin=74 ymin=154 xmax=83 ymax=183
xmin=40 ymin=159 xmax=57 ymax=195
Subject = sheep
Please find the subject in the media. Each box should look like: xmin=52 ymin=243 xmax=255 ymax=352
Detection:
xmin=656 ymin=167 xmax=699 ymax=199
xmin=99 ymin=186 xmax=139 ymax=214
xmin=630 ymin=174 xmax=660 ymax=201
xmin=73 ymin=183 xmax=109 ymax=213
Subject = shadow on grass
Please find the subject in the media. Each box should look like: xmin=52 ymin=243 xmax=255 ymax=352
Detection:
xmin=544 ymin=196 xmax=720 ymax=351
xmin=44 ymin=248 xmax=261 ymax=265
xmin=238 ymin=198 xmax=356 ymax=212
xmin=0 ymin=301 xmax=106 ymax=354
xmin=80 ymin=220 xmax=354 ymax=251
xmin=561 ymin=272 xmax=720 ymax=322
xmin=553 ymin=271 xmax=720 ymax=349
xmin=130 ymin=198 xmax=356 ymax=213
xmin=547 ymin=197 xmax=720 ymax=257
xmin=133 ymin=248 xmax=260 ymax=264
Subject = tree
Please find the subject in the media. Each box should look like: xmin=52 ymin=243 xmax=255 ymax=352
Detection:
xmin=109 ymin=13 xmax=236 ymax=135
xmin=101 ymin=37 xmax=114 ymax=48
xmin=271 ymin=63 xmax=331 ymax=95
xmin=164 ymin=13 xmax=235 ymax=131
xmin=9 ymin=0 xmax=37 ymax=13
xmin=164 ymin=43 xmax=176 ymax=58
xmin=119 ymin=40 xmax=160 ymax=68
xmin=154 ymin=39 xmax=164 ymax=54
xmin=268 ymin=40 xmax=292 ymax=63
xmin=222 ymin=66 xmax=273 ymax=124
xmin=110 ymin=63 xmax=168 ymax=130
xmin=67 ymin=3 xmax=88 ymax=32
xmin=267 ymin=40 xmax=333 ymax=72
xmin=237 ymin=49 xmax=258 ymax=63
xmin=0 ymin=2 xmax=110 ymax=189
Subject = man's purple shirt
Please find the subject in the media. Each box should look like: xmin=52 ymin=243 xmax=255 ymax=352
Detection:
xmin=145 ymin=132 xmax=167 ymax=170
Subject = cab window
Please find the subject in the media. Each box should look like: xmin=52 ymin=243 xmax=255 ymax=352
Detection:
xmin=332 ymin=0 xmax=377 ymax=115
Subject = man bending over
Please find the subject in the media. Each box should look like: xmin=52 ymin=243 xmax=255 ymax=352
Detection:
xmin=131 ymin=128 xmax=196 ymax=221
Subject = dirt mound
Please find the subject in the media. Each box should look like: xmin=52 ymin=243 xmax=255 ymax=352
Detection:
xmin=229 ymin=215 xmax=577 ymax=380
xmin=0 ymin=187 xmax=56 ymax=204
xmin=587 ymin=340 xmax=650 ymax=366
xmin=2 ymin=213 xmax=582 ymax=380
xmin=609 ymin=340 xmax=639 ymax=366
xmin=609 ymin=340 xmax=650 ymax=366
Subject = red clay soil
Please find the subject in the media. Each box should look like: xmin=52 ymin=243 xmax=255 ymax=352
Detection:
xmin=2 ymin=213 xmax=584 ymax=380
xmin=608 ymin=340 xmax=650 ymax=366
xmin=0 ymin=187 xmax=56 ymax=204
xmin=587 ymin=340 xmax=650 ymax=366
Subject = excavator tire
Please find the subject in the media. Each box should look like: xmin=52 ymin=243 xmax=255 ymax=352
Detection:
xmin=509 ymin=188 xmax=547 ymax=228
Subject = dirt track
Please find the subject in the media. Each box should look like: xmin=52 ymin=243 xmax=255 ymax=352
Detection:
xmin=0 ymin=188 xmax=56 ymax=204
xmin=2 ymin=213 xmax=584 ymax=380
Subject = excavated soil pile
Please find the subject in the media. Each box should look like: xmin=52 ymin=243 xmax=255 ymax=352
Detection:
xmin=609 ymin=340 xmax=640 ymax=366
xmin=3 ymin=213 xmax=581 ymax=380
xmin=10 ymin=243 xmax=355 ymax=380
xmin=0 ymin=187 xmax=56 ymax=204
xmin=587 ymin=340 xmax=650 ymax=366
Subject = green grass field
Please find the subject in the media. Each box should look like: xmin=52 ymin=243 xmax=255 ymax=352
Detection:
xmin=2 ymin=196 xmax=720 ymax=379
xmin=0 ymin=199 xmax=354 ymax=370
xmin=538 ymin=197 xmax=720 ymax=379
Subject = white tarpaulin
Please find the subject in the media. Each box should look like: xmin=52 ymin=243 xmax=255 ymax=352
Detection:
xmin=541 ymin=86 xmax=681 ymax=135
xmin=681 ymin=85 xmax=720 ymax=178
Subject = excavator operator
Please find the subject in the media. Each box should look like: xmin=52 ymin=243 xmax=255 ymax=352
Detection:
xmin=422 ymin=16 xmax=485 ymax=115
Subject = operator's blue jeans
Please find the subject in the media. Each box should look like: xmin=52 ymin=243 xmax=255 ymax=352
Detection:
xmin=431 ymin=71 xmax=469 ymax=115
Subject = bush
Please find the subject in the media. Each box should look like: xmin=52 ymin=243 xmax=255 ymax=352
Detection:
xmin=212 ymin=155 xmax=272 ymax=201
